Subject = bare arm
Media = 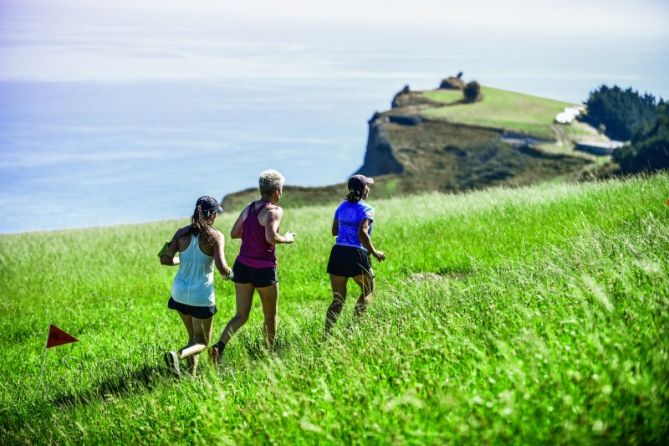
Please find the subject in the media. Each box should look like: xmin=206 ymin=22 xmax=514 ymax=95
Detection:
xmin=209 ymin=229 xmax=233 ymax=277
xmin=331 ymin=219 xmax=338 ymax=237
xmin=160 ymin=226 xmax=189 ymax=266
xmin=230 ymin=205 xmax=249 ymax=239
xmin=264 ymin=207 xmax=295 ymax=244
xmin=358 ymin=219 xmax=385 ymax=261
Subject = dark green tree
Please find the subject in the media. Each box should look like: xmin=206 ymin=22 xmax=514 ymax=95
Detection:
xmin=584 ymin=85 xmax=658 ymax=141
xmin=613 ymin=101 xmax=669 ymax=173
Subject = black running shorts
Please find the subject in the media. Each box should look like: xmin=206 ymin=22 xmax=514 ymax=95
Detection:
xmin=326 ymin=244 xmax=372 ymax=278
xmin=167 ymin=296 xmax=217 ymax=319
xmin=231 ymin=259 xmax=278 ymax=288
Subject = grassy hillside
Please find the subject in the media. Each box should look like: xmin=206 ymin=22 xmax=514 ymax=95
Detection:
xmin=382 ymin=119 xmax=591 ymax=190
xmin=1 ymin=175 xmax=668 ymax=444
xmin=422 ymin=87 xmax=573 ymax=139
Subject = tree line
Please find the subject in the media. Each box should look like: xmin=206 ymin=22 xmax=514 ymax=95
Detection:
xmin=584 ymin=85 xmax=668 ymax=174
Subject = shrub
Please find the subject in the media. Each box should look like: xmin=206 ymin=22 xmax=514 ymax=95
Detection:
xmin=463 ymin=81 xmax=481 ymax=103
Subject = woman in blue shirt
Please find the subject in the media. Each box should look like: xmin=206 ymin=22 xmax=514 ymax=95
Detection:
xmin=324 ymin=175 xmax=386 ymax=334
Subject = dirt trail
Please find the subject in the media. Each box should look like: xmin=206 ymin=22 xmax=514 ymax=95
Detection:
xmin=552 ymin=124 xmax=567 ymax=145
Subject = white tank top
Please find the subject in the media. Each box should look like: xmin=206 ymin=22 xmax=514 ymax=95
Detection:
xmin=171 ymin=234 xmax=215 ymax=307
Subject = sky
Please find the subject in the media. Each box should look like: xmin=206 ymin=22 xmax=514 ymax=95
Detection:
xmin=1 ymin=0 xmax=668 ymax=83
xmin=3 ymin=0 xmax=668 ymax=33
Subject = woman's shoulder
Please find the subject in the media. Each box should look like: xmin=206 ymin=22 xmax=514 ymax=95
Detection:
xmin=263 ymin=202 xmax=282 ymax=217
xmin=173 ymin=226 xmax=193 ymax=252
xmin=333 ymin=200 xmax=348 ymax=215
xmin=358 ymin=201 xmax=375 ymax=218
xmin=350 ymin=200 xmax=373 ymax=212
xmin=206 ymin=227 xmax=223 ymax=242
xmin=175 ymin=225 xmax=192 ymax=239
xmin=360 ymin=201 xmax=374 ymax=211
xmin=253 ymin=199 xmax=280 ymax=213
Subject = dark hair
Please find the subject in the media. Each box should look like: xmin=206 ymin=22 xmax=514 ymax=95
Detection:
xmin=346 ymin=175 xmax=373 ymax=202
xmin=190 ymin=205 xmax=216 ymax=245
xmin=346 ymin=189 xmax=363 ymax=202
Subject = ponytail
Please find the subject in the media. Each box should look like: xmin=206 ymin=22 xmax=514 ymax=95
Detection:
xmin=190 ymin=205 xmax=215 ymax=245
xmin=346 ymin=189 xmax=363 ymax=202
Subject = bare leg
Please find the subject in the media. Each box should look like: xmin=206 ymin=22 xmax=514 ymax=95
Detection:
xmin=178 ymin=316 xmax=214 ymax=374
xmin=257 ymin=283 xmax=279 ymax=350
xmin=164 ymin=311 xmax=195 ymax=376
xmin=177 ymin=311 xmax=195 ymax=346
xmin=175 ymin=312 xmax=194 ymax=373
xmin=353 ymin=270 xmax=374 ymax=318
xmin=325 ymin=274 xmax=348 ymax=335
xmin=217 ymin=282 xmax=255 ymax=346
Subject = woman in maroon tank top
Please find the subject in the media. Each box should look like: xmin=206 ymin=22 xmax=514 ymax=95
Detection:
xmin=210 ymin=170 xmax=295 ymax=362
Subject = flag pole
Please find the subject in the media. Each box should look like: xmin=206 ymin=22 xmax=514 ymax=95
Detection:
xmin=39 ymin=323 xmax=50 ymax=393
xmin=38 ymin=323 xmax=78 ymax=395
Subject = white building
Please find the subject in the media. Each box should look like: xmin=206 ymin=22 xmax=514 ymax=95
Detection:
xmin=555 ymin=105 xmax=586 ymax=124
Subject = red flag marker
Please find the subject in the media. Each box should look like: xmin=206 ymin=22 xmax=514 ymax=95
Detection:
xmin=40 ymin=324 xmax=79 ymax=391
xmin=665 ymin=198 xmax=669 ymax=206
xmin=46 ymin=324 xmax=78 ymax=348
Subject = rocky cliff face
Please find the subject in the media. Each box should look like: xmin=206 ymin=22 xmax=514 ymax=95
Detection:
xmin=355 ymin=113 xmax=404 ymax=176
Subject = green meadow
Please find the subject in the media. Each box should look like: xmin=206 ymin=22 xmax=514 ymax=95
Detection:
xmin=1 ymin=174 xmax=668 ymax=444
xmin=423 ymin=87 xmax=573 ymax=139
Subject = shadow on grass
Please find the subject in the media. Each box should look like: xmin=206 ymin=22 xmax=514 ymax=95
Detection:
xmin=52 ymin=364 xmax=166 ymax=408
xmin=436 ymin=265 xmax=474 ymax=280
xmin=409 ymin=265 xmax=474 ymax=283
xmin=243 ymin=337 xmax=292 ymax=361
xmin=47 ymin=342 xmax=296 ymax=405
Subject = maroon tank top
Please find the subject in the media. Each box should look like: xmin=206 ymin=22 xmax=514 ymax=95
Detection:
xmin=237 ymin=200 xmax=277 ymax=269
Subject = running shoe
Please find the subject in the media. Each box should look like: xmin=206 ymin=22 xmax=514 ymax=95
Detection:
xmin=208 ymin=343 xmax=223 ymax=366
xmin=163 ymin=351 xmax=181 ymax=377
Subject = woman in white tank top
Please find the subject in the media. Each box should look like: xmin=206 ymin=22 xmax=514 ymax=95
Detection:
xmin=159 ymin=196 xmax=233 ymax=377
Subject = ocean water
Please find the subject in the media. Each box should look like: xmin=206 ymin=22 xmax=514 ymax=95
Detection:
xmin=0 ymin=80 xmax=384 ymax=233
xmin=1 ymin=27 xmax=668 ymax=233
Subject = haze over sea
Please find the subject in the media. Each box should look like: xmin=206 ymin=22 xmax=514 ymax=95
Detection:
xmin=1 ymin=1 xmax=668 ymax=233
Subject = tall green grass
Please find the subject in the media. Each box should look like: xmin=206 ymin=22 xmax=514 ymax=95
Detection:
xmin=1 ymin=174 xmax=668 ymax=444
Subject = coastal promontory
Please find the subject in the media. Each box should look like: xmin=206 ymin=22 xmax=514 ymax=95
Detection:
xmin=223 ymin=77 xmax=616 ymax=210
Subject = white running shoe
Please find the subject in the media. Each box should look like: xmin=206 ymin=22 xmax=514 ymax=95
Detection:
xmin=163 ymin=351 xmax=181 ymax=377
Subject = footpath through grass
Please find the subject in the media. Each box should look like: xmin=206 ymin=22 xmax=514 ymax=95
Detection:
xmin=1 ymin=175 xmax=668 ymax=444
xmin=423 ymin=86 xmax=572 ymax=139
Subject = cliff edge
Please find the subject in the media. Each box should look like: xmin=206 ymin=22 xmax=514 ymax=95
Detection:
xmin=223 ymin=79 xmax=611 ymax=211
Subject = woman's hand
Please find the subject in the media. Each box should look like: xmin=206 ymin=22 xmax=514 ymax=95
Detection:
xmin=373 ymin=250 xmax=386 ymax=261
xmin=222 ymin=266 xmax=234 ymax=280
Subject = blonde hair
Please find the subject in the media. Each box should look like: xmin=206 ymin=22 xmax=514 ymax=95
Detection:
xmin=259 ymin=169 xmax=285 ymax=197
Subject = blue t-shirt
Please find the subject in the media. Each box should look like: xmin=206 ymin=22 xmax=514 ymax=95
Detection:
xmin=334 ymin=200 xmax=375 ymax=249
